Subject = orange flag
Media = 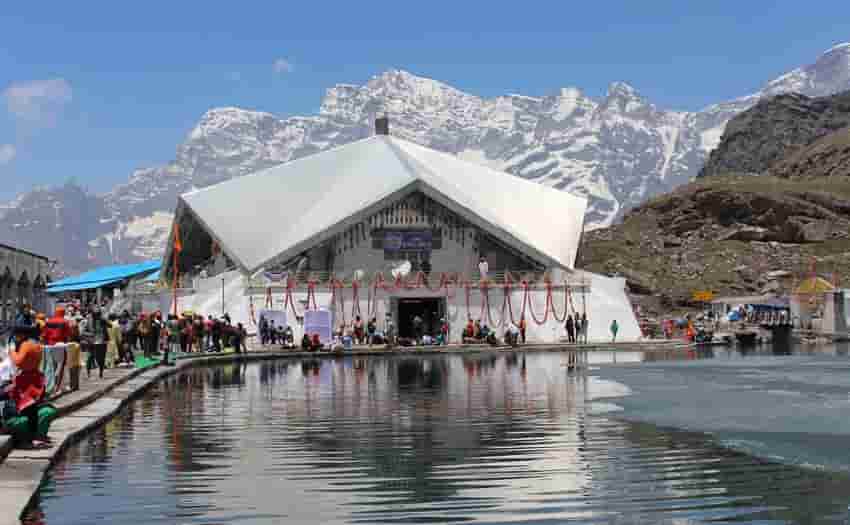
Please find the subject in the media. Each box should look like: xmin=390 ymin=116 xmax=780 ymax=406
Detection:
xmin=173 ymin=222 xmax=183 ymax=253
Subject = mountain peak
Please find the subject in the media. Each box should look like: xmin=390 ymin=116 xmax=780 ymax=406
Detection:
xmin=761 ymin=43 xmax=850 ymax=98
xmin=367 ymin=69 xmax=453 ymax=91
xmin=823 ymin=42 xmax=850 ymax=55
xmin=602 ymin=82 xmax=650 ymax=113
xmin=606 ymin=81 xmax=642 ymax=99
xmin=188 ymin=107 xmax=277 ymax=140
xmin=7 ymin=45 xmax=850 ymax=272
xmin=200 ymin=106 xmax=272 ymax=120
xmin=558 ymin=87 xmax=585 ymax=99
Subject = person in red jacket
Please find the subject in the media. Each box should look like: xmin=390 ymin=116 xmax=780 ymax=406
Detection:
xmin=1 ymin=339 xmax=53 ymax=447
xmin=43 ymin=306 xmax=72 ymax=346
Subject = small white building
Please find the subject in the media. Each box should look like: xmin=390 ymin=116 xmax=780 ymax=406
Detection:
xmin=820 ymin=289 xmax=850 ymax=335
xmin=162 ymin=119 xmax=641 ymax=343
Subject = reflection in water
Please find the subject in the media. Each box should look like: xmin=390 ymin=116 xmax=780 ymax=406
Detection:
xmin=22 ymin=350 xmax=850 ymax=524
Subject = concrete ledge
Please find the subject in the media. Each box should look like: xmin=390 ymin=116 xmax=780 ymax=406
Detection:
xmin=0 ymin=437 xmax=11 ymax=465
xmin=0 ymin=459 xmax=47 ymax=525
xmin=2 ymin=340 xmax=693 ymax=523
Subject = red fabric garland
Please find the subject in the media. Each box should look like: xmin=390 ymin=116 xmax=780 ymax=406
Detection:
xmin=526 ymin=281 xmax=550 ymax=325
xmin=464 ymin=280 xmax=472 ymax=322
xmin=351 ymin=280 xmax=362 ymax=319
xmin=306 ymin=280 xmax=318 ymax=310
xmin=283 ymin=278 xmax=299 ymax=318
xmin=547 ymin=282 xmax=568 ymax=324
xmin=479 ymin=281 xmax=496 ymax=326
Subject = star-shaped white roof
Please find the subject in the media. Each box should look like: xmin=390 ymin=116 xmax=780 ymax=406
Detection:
xmin=177 ymin=135 xmax=587 ymax=273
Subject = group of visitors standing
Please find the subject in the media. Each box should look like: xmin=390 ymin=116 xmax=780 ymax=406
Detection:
xmin=564 ymin=313 xmax=588 ymax=344
xmin=0 ymin=303 xmax=247 ymax=450
xmin=6 ymin=304 xmax=169 ymax=379
xmin=164 ymin=312 xmax=247 ymax=355
xmin=7 ymin=303 xmax=248 ymax=378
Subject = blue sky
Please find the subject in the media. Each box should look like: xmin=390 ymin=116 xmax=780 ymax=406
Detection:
xmin=1 ymin=1 xmax=848 ymax=201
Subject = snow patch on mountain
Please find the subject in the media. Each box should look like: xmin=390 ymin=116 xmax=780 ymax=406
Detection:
xmin=699 ymin=124 xmax=726 ymax=154
xmin=89 ymin=211 xmax=174 ymax=262
xmin=3 ymin=44 xmax=850 ymax=272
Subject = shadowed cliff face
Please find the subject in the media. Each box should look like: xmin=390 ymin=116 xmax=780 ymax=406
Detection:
xmin=699 ymin=90 xmax=850 ymax=178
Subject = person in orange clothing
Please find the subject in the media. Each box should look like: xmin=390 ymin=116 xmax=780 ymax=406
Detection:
xmin=43 ymin=306 xmax=72 ymax=346
xmin=35 ymin=312 xmax=47 ymax=341
xmin=686 ymin=323 xmax=696 ymax=342
xmin=1 ymin=336 xmax=56 ymax=448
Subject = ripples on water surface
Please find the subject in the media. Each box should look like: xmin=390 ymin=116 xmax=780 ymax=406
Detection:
xmin=22 ymin=349 xmax=850 ymax=524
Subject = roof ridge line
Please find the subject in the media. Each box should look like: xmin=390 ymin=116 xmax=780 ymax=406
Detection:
xmin=388 ymin=136 xmax=586 ymax=201
xmin=182 ymin=135 xmax=384 ymax=199
xmin=386 ymin=138 xmax=562 ymax=269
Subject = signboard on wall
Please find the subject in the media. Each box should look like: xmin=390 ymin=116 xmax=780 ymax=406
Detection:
xmin=304 ymin=309 xmax=333 ymax=344
xmin=692 ymin=291 xmax=715 ymax=302
xmin=384 ymin=230 xmax=433 ymax=252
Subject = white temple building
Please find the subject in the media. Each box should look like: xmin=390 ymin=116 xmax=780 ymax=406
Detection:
xmin=162 ymin=118 xmax=641 ymax=343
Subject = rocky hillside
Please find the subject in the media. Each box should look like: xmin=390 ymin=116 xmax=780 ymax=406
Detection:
xmin=3 ymin=43 xmax=850 ymax=274
xmin=584 ymin=47 xmax=850 ymax=314
xmin=771 ymin=127 xmax=850 ymax=179
xmin=581 ymin=175 xmax=850 ymax=313
xmin=699 ymin=89 xmax=850 ymax=177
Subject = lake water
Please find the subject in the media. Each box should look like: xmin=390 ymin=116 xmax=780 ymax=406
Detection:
xmin=21 ymin=345 xmax=850 ymax=524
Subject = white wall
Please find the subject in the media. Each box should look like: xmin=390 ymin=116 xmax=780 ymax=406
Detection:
xmin=167 ymin=269 xmax=641 ymax=343
xmin=822 ymin=290 xmax=849 ymax=334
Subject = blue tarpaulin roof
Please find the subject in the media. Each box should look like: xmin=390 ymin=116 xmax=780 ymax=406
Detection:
xmin=47 ymin=260 xmax=161 ymax=294
xmin=142 ymin=270 xmax=161 ymax=283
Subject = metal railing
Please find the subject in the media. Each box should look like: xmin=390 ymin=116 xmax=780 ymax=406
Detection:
xmin=244 ymin=269 xmax=592 ymax=292
xmin=143 ymin=269 xmax=593 ymax=295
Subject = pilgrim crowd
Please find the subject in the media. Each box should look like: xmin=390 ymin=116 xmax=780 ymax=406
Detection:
xmin=3 ymin=298 xmax=597 ymax=449
xmin=1 ymin=302 xmax=249 ymax=449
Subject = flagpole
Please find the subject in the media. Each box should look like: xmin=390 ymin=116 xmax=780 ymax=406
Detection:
xmin=173 ymin=243 xmax=178 ymax=317
xmin=172 ymin=222 xmax=181 ymax=317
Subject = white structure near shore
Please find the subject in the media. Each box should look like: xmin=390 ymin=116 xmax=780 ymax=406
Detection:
xmin=162 ymin=119 xmax=640 ymax=343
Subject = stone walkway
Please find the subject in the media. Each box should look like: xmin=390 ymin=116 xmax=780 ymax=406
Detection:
xmin=0 ymin=362 xmax=161 ymax=524
xmin=0 ymin=339 xmax=690 ymax=524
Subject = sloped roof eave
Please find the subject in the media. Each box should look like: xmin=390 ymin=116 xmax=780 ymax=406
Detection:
xmin=169 ymin=197 xmax=251 ymax=274
xmin=414 ymin=181 xmax=565 ymax=270
xmin=248 ymin=179 xmax=422 ymax=273
xmin=177 ymin=135 xmax=587 ymax=274
xmin=250 ymin=178 xmax=567 ymax=274
xmin=385 ymin=138 xmax=581 ymax=269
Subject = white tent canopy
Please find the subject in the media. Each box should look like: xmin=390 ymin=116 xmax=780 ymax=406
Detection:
xmin=173 ymin=135 xmax=588 ymax=274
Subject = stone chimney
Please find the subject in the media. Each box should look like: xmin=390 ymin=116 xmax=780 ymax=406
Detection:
xmin=375 ymin=116 xmax=389 ymax=136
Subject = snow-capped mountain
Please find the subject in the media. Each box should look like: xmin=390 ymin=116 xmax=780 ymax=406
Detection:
xmin=2 ymin=43 xmax=850 ymax=273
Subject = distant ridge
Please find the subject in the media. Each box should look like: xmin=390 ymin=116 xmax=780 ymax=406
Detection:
xmin=3 ymin=43 xmax=850 ymax=273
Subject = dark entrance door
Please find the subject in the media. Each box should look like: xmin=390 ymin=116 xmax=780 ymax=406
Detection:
xmin=397 ymin=298 xmax=443 ymax=339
